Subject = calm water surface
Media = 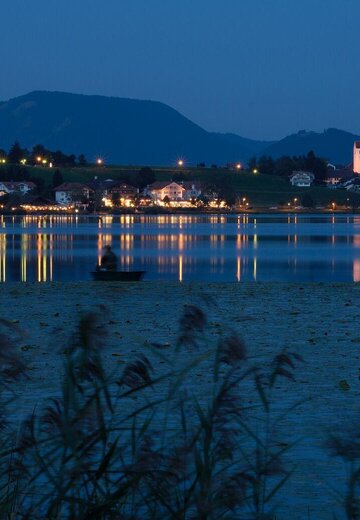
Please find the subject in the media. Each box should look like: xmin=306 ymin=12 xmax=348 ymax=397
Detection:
xmin=1 ymin=213 xmax=360 ymax=282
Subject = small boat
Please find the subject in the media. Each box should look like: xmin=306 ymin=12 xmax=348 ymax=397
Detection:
xmin=91 ymin=270 xmax=145 ymax=282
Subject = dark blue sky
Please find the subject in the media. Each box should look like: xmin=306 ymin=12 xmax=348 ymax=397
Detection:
xmin=1 ymin=0 xmax=359 ymax=139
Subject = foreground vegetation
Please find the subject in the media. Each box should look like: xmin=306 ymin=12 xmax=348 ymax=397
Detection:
xmin=0 ymin=303 xmax=359 ymax=518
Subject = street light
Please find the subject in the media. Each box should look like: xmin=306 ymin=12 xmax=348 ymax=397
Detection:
xmin=97 ymin=158 xmax=103 ymax=165
xmin=236 ymin=163 xmax=242 ymax=170
xmin=253 ymin=169 xmax=258 ymax=174
xmin=178 ymin=160 xmax=184 ymax=167
xmin=36 ymin=156 xmax=42 ymax=163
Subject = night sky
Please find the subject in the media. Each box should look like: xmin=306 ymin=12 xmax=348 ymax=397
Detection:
xmin=1 ymin=0 xmax=359 ymax=139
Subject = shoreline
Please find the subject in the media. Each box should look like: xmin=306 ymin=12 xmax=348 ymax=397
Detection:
xmin=1 ymin=208 xmax=359 ymax=216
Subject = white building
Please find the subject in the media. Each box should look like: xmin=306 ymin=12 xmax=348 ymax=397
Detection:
xmin=354 ymin=142 xmax=360 ymax=174
xmin=17 ymin=182 xmax=37 ymax=194
xmin=0 ymin=181 xmax=36 ymax=196
xmin=342 ymin=178 xmax=360 ymax=192
xmin=182 ymin=182 xmax=202 ymax=200
xmin=289 ymin=171 xmax=315 ymax=188
xmin=145 ymin=181 xmax=185 ymax=202
xmin=54 ymin=183 xmax=92 ymax=205
xmin=145 ymin=181 xmax=202 ymax=203
xmin=325 ymin=168 xmax=354 ymax=188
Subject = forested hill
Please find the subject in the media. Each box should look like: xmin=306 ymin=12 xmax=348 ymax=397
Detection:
xmin=0 ymin=91 xmax=357 ymax=165
xmin=0 ymin=91 xmax=266 ymax=165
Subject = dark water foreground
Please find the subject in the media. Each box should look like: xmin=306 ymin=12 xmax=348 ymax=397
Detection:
xmin=2 ymin=213 xmax=360 ymax=282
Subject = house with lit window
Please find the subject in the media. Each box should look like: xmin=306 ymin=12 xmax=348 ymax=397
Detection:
xmin=289 ymin=171 xmax=315 ymax=188
xmin=324 ymin=166 xmax=354 ymax=188
xmin=107 ymin=182 xmax=138 ymax=199
xmin=54 ymin=183 xmax=93 ymax=205
xmin=145 ymin=181 xmax=202 ymax=202
xmin=182 ymin=182 xmax=202 ymax=200
xmin=145 ymin=181 xmax=185 ymax=202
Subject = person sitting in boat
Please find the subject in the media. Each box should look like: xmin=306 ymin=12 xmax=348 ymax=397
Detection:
xmin=99 ymin=245 xmax=118 ymax=271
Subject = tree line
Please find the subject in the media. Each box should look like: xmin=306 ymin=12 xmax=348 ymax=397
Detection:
xmin=0 ymin=142 xmax=88 ymax=167
xmin=248 ymin=150 xmax=328 ymax=181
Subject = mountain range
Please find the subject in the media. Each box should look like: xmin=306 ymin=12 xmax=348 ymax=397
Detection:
xmin=0 ymin=91 xmax=357 ymax=166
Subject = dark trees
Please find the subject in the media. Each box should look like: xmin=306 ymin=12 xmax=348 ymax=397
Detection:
xmin=8 ymin=142 xmax=26 ymax=164
xmin=274 ymin=156 xmax=297 ymax=177
xmin=205 ymin=174 xmax=236 ymax=207
xmin=253 ymin=151 xmax=327 ymax=183
xmin=257 ymin=155 xmax=275 ymax=175
xmin=248 ymin=156 xmax=257 ymax=171
xmin=32 ymin=144 xmax=49 ymax=159
xmin=47 ymin=150 xmax=76 ymax=167
xmin=304 ymin=150 xmax=327 ymax=182
xmin=78 ymin=154 xmax=87 ymax=166
xmin=136 ymin=167 xmax=155 ymax=189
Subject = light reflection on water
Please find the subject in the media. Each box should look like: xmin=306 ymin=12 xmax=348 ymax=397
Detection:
xmin=1 ymin=214 xmax=360 ymax=282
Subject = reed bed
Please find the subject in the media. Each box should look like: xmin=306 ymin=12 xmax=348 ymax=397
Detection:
xmin=0 ymin=303 xmax=355 ymax=519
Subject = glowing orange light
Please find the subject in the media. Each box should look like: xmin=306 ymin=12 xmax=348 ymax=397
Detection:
xmin=236 ymin=163 xmax=241 ymax=170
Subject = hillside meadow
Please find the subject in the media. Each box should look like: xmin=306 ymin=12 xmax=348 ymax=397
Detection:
xmin=2 ymin=164 xmax=360 ymax=208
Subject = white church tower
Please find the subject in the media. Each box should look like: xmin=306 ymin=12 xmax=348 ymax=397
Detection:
xmin=354 ymin=142 xmax=360 ymax=173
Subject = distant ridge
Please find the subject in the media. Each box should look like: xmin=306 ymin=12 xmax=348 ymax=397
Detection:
xmin=0 ymin=91 xmax=357 ymax=165
xmin=263 ymin=128 xmax=360 ymax=165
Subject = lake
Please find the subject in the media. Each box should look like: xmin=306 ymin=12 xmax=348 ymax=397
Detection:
xmin=1 ymin=213 xmax=360 ymax=282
